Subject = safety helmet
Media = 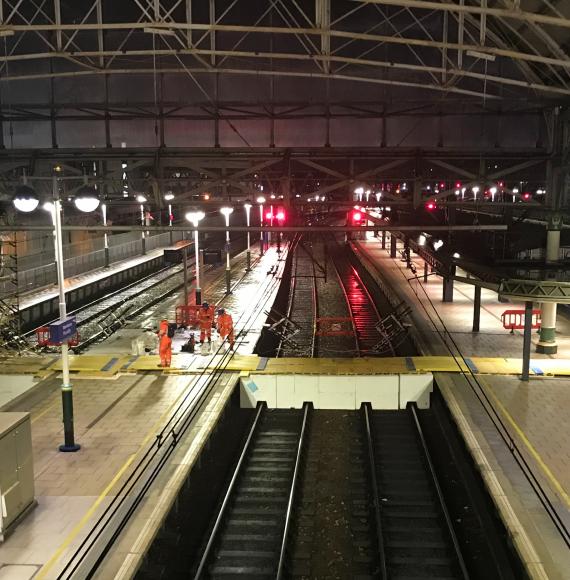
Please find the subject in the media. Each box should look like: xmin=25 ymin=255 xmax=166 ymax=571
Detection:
xmin=202 ymin=302 xmax=209 ymax=308
xmin=217 ymin=308 xmax=225 ymax=315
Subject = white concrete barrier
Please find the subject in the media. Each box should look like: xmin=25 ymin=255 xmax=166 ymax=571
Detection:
xmin=240 ymin=374 xmax=433 ymax=410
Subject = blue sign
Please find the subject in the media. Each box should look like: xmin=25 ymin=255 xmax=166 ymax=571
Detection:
xmin=49 ymin=317 xmax=77 ymax=344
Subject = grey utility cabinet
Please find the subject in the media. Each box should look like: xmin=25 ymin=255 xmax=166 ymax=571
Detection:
xmin=0 ymin=412 xmax=35 ymax=540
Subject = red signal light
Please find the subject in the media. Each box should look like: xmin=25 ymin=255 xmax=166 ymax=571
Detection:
xmin=276 ymin=211 xmax=285 ymax=221
xmin=455 ymin=181 xmax=461 ymax=189
xmin=352 ymin=211 xmax=362 ymax=222
xmin=425 ymin=201 xmax=437 ymax=211
xmin=266 ymin=211 xmax=273 ymax=220
xmin=522 ymin=192 xmax=531 ymax=201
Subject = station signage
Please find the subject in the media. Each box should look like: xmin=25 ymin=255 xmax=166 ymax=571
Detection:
xmin=49 ymin=317 xmax=77 ymax=344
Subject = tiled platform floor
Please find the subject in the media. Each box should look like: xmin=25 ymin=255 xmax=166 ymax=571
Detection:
xmin=355 ymin=237 xmax=570 ymax=579
xmin=0 ymin=245 xmax=285 ymax=579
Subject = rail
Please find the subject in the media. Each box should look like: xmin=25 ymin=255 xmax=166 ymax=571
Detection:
xmin=276 ymin=402 xmax=312 ymax=579
xmin=361 ymin=403 xmax=388 ymax=580
xmin=193 ymin=402 xmax=267 ymax=579
xmin=329 ymin=246 xmax=383 ymax=355
xmin=409 ymin=403 xmax=470 ymax=579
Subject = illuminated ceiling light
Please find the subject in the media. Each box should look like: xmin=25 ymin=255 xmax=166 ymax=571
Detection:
xmin=12 ymin=185 xmax=39 ymax=213
xmin=453 ymin=252 xmax=461 ymax=258
xmin=433 ymin=239 xmax=444 ymax=250
xmin=418 ymin=234 xmax=427 ymax=246
xmin=354 ymin=187 xmax=364 ymax=195
xmin=43 ymin=201 xmax=55 ymax=213
xmin=74 ymin=185 xmax=100 ymax=212
xmin=136 ymin=194 xmax=147 ymax=203
xmin=256 ymin=196 xmax=266 ymax=204
xmin=220 ymin=206 xmax=234 ymax=218
xmin=164 ymin=192 xmax=175 ymax=201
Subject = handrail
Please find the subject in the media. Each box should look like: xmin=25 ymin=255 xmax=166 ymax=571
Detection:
xmin=361 ymin=403 xmax=388 ymax=580
xmin=276 ymin=402 xmax=312 ymax=579
xmin=193 ymin=402 xmax=267 ymax=579
xmin=409 ymin=403 xmax=470 ymax=580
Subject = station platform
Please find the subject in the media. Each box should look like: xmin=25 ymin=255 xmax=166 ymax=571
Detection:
xmin=2 ymin=352 xmax=570 ymax=380
xmin=354 ymin=237 xmax=570 ymax=579
xmin=0 ymin=245 xmax=286 ymax=579
xmin=19 ymin=246 xmax=168 ymax=311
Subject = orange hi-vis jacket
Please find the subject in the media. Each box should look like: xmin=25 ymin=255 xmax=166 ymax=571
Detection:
xmin=198 ymin=306 xmax=215 ymax=330
xmin=217 ymin=313 xmax=234 ymax=337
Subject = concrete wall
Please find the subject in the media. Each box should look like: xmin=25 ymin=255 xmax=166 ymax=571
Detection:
xmin=240 ymin=373 xmax=433 ymax=410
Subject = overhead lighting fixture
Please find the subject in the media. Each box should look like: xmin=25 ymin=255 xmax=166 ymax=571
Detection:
xmin=466 ymin=50 xmax=496 ymax=62
xmin=164 ymin=192 xmax=175 ymax=201
xmin=136 ymin=194 xmax=147 ymax=203
xmin=12 ymin=185 xmax=40 ymax=213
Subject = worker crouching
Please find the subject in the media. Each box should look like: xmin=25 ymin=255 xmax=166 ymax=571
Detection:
xmin=217 ymin=308 xmax=235 ymax=350
xmin=199 ymin=302 xmax=215 ymax=344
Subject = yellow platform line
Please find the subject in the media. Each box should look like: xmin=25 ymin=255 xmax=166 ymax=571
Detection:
xmin=479 ymin=376 xmax=570 ymax=508
xmin=35 ymin=375 xmax=204 ymax=579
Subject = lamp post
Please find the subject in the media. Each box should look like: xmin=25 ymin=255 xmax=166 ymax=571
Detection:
xmin=185 ymin=210 xmax=205 ymax=304
xmin=256 ymin=196 xmax=265 ymax=256
xmin=137 ymin=194 xmax=147 ymax=255
xmin=165 ymin=192 xmax=175 ymax=245
xmin=101 ymin=202 xmax=110 ymax=267
xmin=244 ymin=200 xmax=252 ymax=271
xmin=220 ymin=206 xmax=234 ymax=294
xmin=14 ymin=178 xmax=100 ymax=452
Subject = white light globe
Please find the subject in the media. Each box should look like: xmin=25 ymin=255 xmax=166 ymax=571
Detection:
xmin=220 ymin=207 xmax=234 ymax=217
xmin=13 ymin=196 xmax=39 ymax=213
xmin=13 ymin=185 xmax=39 ymax=213
xmin=136 ymin=195 xmax=147 ymax=203
xmin=74 ymin=196 xmax=100 ymax=213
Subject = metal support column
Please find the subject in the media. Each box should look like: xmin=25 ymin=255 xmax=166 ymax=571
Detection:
xmin=522 ymin=300 xmax=533 ymax=382
xmin=537 ymin=216 xmax=561 ymax=353
xmin=472 ymin=285 xmax=481 ymax=332
xmin=423 ymin=261 xmax=429 ymax=284
xmin=381 ymin=230 xmax=386 ymax=249
xmin=183 ymin=248 xmax=189 ymax=305
xmin=390 ymin=234 xmax=397 ymax=258
xmin=442 ymin=266 xmax=455 ymax=302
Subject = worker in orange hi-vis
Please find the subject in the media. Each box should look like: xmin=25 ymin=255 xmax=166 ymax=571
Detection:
xmin=157 ymin=320 xmax=173 ymax=367
xmin=198 ymin=302 xmax=214 ymax=344
xmin=216 ymin=308 xmax=235 ymax=350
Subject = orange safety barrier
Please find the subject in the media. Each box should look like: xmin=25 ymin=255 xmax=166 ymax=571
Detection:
xmin=175 ymin=304 xmax=201 ymax=328
xmin=501 ymin=309 xmax=541 ymax=332
xmin=36 ymin=326 xmax=79 ymax=347
xmin=316 ymin=317 xmax=354 ymax=336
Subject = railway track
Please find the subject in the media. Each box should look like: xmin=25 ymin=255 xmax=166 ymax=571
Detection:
xmin=279 ymin=236 xmax=319 ymax=357
xmin=329 ymin=244 xmax=383 ymax=355
xmin=193 ymin=402 xmax=310 ymax=579
xmin=25 ymin=261 xmax=192 ymax=351
xmin=363 ymin=403 xmax=469 ymax=579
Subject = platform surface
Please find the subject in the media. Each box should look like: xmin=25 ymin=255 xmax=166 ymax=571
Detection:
xmin=0 ymin=245 xmax=285 ymax=579
xmin=19 ymin=246 xmax=167 ymax=310
xmin=355 ymin=237 xmax=570 ymax=579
